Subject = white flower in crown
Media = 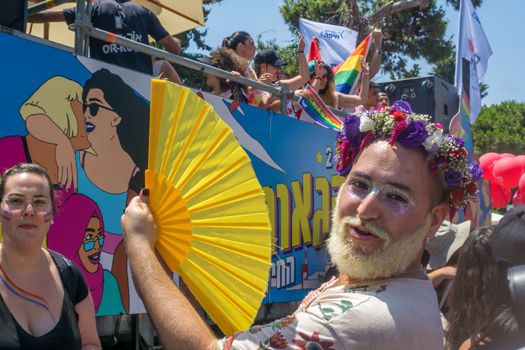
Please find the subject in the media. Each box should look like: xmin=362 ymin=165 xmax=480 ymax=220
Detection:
xmin=423 ymin=128 xmax=444 ymax=154
xmin=359 ymin=114 xmax=374 ymax=132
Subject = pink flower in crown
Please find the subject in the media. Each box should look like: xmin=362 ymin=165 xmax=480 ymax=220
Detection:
xmin=388 ymin=119 xmax=408 ymax=145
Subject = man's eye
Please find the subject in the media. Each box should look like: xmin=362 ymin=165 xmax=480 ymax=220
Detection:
xmin=386 ymin=192 xmax=408 ymax=203
xmin=349 ymin=180 xmax=369 ymax=190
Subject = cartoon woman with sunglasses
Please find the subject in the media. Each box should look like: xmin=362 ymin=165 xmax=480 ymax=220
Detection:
xmin=47 ymin=193 xmax=125 ymax=316
xmin=76 ymin=68 xmax=149 ymax=250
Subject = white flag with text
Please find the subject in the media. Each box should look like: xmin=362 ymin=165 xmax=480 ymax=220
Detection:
xmin=299 ymin=18 xmax=357 ymax=67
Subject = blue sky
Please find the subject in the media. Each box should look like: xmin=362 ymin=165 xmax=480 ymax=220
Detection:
xmin=189 ymin=0 xmax=524 ymax=107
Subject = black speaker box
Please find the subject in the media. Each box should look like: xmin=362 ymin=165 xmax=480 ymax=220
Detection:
xmin=0 ymin=0 xmax=28 ymax=32
xmin=378 ymin=76 xmax=459 ymax=132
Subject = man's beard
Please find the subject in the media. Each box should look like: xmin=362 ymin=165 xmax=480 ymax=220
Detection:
xmin=327 ymin=215 xmax=430 ymax=280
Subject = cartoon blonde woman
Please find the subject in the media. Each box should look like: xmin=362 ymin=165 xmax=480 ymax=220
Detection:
xmin=47 ymin=193 xmax=125 ymax=316
xmin=0 ymin=76 xmax=90 ymax=189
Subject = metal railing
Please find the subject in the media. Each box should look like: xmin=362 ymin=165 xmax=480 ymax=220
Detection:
xmin=26 ymin=0 xmax=346 ymax=117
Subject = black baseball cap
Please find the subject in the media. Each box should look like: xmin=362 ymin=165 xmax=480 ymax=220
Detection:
xmin=254 ymin=49 xmax=287 ymax=67
xmin=491 ymin=205 xmax=525 ymax=266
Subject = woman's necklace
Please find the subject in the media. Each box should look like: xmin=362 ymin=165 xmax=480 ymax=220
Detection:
xmin=0 ymin=263 xmax=52 ymax=315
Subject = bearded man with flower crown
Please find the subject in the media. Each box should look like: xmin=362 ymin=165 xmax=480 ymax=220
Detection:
xmin=121 ymin=101 xmax=482 ymax=350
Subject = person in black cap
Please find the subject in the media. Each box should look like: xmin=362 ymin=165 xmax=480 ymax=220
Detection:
xmin=445 ymin=207 xmax=525 ymax=350
xmin=251 ymin=36 xmax=310 ymax=110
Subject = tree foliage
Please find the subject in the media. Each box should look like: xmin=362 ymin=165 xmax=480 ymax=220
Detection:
xmin=473 ymin=101 xmax=525 ymax=155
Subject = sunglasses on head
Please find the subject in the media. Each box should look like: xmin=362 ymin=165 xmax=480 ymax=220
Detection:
xmin=83 ymin=102 xmax=114 ymax=116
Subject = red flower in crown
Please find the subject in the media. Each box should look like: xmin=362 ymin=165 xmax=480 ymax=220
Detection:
xmin=392 ymin=110 xmax=405 ymax=122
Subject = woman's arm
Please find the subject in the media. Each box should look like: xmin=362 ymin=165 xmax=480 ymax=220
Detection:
xmin=280 ymin=34 xmax=310 ymax=90
xmin=75 ymin=292 xmax=101 ymax=350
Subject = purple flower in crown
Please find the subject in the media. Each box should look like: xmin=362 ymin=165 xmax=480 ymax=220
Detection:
xmin=392 ymin=100 xmax=413 ymax=114
xmin=453 ymin=135 xmax=465 ymax=148
xmin=468 ymin=163 xmax=484 ymax=182
xmin=444 ymin=170 xmax=463 ymax=187
xmin=344 ymin=114 xmax=362 ymax=148
xmin=398 ymin=120 xmax=429 ymax=148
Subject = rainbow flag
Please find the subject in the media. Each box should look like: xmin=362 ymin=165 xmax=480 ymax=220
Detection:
xmin=298 ymin=84 xmax=342 ymax=131
xmin=333 ymin=34 xmax=372 ymax=94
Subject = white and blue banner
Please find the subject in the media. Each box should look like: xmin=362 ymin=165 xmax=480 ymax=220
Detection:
xmin=299 ymin=18 xmax=357 ymax=67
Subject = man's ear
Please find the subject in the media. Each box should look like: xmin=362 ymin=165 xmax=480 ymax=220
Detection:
xmin=428 ymin=202 xmax=449 ymax=238
xmin=111 ymin=115 xmax=122 ymax=127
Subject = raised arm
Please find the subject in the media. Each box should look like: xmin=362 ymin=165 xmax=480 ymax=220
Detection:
xmin=280 ymin=34 xmax=310 ymax=90
xmin=369 ymin=28 xmax=382 ymax=79
xmin=121 ymin=191 xmax=218 ymax=350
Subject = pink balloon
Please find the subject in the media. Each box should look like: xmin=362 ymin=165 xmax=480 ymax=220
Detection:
xmin=516 ymin=155 xmax=525 ymax=171
xmin=493 ymin=157 xmax=522 ymax=188
xmin=480 ymin=153 xmax=502 ymax=181
xmin=513 ymin=189 xmax=524 ymax=206
xmin=490 ymin=182 xmax=511 ymax=208
xmin=501 ymin=153 xmax=516 ymax=158
xmin=520 ymin=173 xmax=525 ymax=192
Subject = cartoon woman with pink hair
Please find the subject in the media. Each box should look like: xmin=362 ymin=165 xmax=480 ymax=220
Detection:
xmin=47 ymin=193 xmax=125 ymax=316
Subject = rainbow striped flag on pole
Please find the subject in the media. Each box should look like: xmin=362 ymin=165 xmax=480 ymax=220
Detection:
xmin=333 ymin=34 xmax=372 ymax=94
xmin=298 ymin=84 xmax=342 ymax=131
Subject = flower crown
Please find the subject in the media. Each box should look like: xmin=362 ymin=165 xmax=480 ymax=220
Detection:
xmin=335 ymin=101 xmax=483 ymax=210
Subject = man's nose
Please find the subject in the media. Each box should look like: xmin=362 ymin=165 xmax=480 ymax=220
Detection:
xmin=356 ymin=191 xmax=381 ymax=221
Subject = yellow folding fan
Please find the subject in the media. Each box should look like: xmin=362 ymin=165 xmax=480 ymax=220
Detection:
xmin=147 ymin=80 xmax=272 ymax=336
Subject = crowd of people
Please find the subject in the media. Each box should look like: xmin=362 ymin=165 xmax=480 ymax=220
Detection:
xmin=11 ymin=1 xmax=523 ymax=349
xmin=29 ymin=0 xmax=388 ymax=117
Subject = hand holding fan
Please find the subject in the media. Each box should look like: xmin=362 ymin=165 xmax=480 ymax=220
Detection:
xmin=146 ymin=80 xmax=272 ymax=335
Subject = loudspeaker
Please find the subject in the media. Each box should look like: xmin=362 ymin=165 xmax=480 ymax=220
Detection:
xmin=379 ymin=76 xmax=459 ymax=132
xmin=0 ymin=0 xmax=28 ymax=32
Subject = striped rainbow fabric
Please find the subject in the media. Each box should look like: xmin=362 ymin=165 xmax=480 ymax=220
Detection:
xmin=298 ymin=84 xmax=342 ymax=131
xmin=333 ymin=34 xmax=372 ymax=94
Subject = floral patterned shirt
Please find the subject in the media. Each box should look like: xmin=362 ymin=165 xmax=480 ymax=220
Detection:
xmin=217 ymin=277 xmax=443 ymax=350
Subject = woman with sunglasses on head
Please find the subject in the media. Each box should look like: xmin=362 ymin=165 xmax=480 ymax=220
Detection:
xmin=0 ymin=163 xmax=100 ymax=349
xmin=297 ymin=57 xmax=370 ymax=109
xmin=47 ymin=193 xmax=125 ymax=316
xmin=292 ymin=58 xmax=369 ymax=122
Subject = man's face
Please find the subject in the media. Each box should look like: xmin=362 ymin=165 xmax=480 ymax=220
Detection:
xmin=378 ymin=93 xmax=389 ymax=106
xmin=328 ymin=140 xmax=446 ymax=280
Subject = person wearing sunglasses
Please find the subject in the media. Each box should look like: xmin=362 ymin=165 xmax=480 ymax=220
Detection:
xmin=47 ymin=193 xmax=126 ymax=316
xmin=0 ymin=163 xmax=100 ymax=349
xmin=79 ymin=68 xmax=149 ymax=313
